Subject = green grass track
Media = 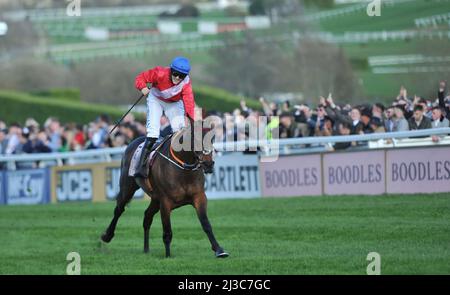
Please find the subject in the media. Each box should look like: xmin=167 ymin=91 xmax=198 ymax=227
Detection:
xmin=0 ymin=194 xmax=449 ymax=274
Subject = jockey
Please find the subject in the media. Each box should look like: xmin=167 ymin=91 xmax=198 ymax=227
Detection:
xmin=134 ymin=56 xmax=195 ymax=178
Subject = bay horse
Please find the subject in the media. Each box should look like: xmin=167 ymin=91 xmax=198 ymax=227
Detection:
xmin=100 ymin=118 xmax=229 ymax=258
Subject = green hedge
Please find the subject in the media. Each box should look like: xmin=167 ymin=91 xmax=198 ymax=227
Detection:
xmin=31 ymin=88 xmax=81 ymax=102
xmin=194 ymin=85 xmax=261 ymax=113
xmin=0 ymin=90 xmax=125 ymax=125
xmin=0 ymin=85 xmax=260 ymax=126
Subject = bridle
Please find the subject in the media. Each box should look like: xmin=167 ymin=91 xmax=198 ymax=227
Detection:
xmin=195 ymin=148 xmax=214 ymax=167
xmin=156 ymin=131 xmax=214 ymax=172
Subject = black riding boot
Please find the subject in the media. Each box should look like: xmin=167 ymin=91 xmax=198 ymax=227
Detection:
xmin=134 ymin=137 xmax=157 ymax=178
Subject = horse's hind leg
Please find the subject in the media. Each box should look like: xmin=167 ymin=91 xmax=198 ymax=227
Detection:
xmin=193 ymin=193 xmax=229 ymax=258
xmin=101 ymin=176 xmax=138 ymax=243
xmin=143 ymin=199 xmax=160 ymax=253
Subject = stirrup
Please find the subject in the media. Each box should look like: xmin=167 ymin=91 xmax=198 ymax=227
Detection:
xmin=135 ymin=154 xmax=150 ymax=178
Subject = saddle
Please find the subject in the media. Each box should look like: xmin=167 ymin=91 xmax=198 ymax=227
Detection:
xmin=128 ymin=134 xmax=173 ymax=177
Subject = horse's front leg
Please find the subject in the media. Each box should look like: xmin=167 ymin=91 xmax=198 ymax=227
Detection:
xmin=193 ymin=193 xmax=229 ymax=258
xmin=159 ymin=199 xmax=173 ymax=258
xmin=143 ymin=199 xmax=160 ymax=253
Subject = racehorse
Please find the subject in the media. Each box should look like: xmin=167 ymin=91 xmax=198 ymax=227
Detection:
xmin=100 ymin=119 xmax=229 ymax=258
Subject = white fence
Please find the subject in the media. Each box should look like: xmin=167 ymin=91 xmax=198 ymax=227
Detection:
xmin=41 ymin=29 xmax=450 ymax=63
xmin=214 ymin=128 xmax=450 ymax=157
xmin=42 ymin=33 xmax=292 ymax=63
xmin=302 ymin=0 xmax=415 ymax=22
xmin=372 ymin=66 xmax=450 ymax=74
xmin=317 ymin=30 xmax=450 ymax=43
xmin=369 ymin=55 xmax=450 ymax=67
xmin=1 ymin=128 xmax=449 ymax=170
xmin=369 ymin=54 xmax=450 ymax=74
xmin=3 ymin=2 xmax=250 ymax=22
xmin=286 ymin=0 xmax=417 ymax=23
xmin=0 ymin=147 xmax=125 ymax=170
xmin=415 ymin=12 xmax=450 ymax=28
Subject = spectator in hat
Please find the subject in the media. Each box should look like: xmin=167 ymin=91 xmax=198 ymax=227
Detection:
xmin=370 ymin=117 xmax=386 ymax=133
xmin=360 ymin=108 xmax=373 ymax=134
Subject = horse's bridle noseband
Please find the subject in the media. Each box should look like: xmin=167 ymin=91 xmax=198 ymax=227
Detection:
xmin=196 ymin=149 xmax=215 ymax=167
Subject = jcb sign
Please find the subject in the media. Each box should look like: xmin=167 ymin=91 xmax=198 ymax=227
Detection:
xmin=105 ymin=167 xmax=145 ymax=200
xmin=105 ymin=167 xmax=120 ymax=200
xmin=56 ymin=170 xmax=93 ymax=201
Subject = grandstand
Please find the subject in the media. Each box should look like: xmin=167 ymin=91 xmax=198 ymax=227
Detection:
xmin=2 ymin=0 xmax=443 ymax=99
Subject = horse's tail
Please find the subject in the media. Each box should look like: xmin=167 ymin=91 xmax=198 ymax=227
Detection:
xmin=115 ymin=137 xmax=145 ymax=206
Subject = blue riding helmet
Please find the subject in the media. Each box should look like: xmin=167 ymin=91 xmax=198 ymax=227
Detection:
xmin=170 ymin=56 xmax=191 ymax=75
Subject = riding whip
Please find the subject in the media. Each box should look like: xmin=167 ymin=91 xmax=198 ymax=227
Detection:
xmin=109 ymin=93 xmax=145 ymax=135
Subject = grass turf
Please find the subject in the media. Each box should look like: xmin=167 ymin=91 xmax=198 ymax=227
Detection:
xmin=0 ymin=194 xmax=449 ymax=275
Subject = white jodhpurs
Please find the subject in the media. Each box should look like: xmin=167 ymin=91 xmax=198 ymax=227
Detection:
xmin=146 ymin=93 xmax=185 ymax=138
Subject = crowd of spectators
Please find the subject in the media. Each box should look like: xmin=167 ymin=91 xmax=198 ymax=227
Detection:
xmin=1 ymin=81 xmax=449 ymax=157
xmin=234 ymin=80 xmax=450 ymax=150
xmin=0 ymin=113 xmax=146 ymax=156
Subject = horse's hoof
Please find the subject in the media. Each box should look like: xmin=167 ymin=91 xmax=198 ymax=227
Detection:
xmin=215 ymin=250 xmax=229 ymax=258
xmin=144 ymin=248 xmax=149 ymax=254
xmin=101 ymin=232 xmax=113 ymax=243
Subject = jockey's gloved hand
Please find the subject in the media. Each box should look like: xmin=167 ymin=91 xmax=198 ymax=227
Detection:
xmin=141 ymin=87 xmax=150 ymax=96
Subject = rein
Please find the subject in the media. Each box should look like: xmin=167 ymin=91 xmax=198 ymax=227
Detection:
xmin=156 ymin=131 xmax=202 ymax=171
